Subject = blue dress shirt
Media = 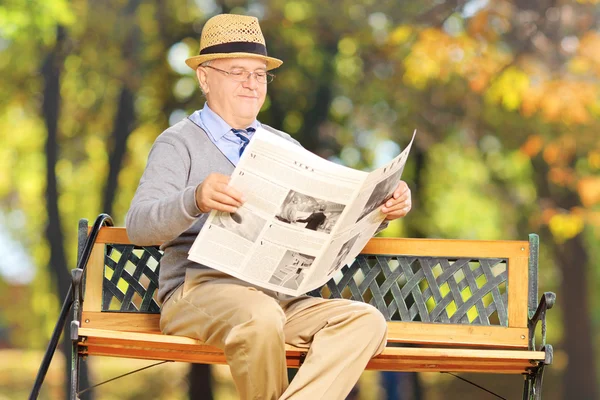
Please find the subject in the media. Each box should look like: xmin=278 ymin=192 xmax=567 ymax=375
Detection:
xmin=188 ymin=103 xmax=260 ymax=166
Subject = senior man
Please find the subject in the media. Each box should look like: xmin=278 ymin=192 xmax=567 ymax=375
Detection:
xmin=126 ymin=13 xmax=412 ymax=400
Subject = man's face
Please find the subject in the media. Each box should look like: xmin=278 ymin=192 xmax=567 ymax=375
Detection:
xmin=198 ymin=57 xmax=268 ymax=128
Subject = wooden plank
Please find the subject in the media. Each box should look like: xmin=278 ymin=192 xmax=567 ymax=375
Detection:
xmin=508 ymin=252 xmax=530 ymax=328
xmin=82 ymin=312 xmax=160 ymax=331
xmin=92 ymin=227 xmax=132 ymax=245
xmin=78 ymin=328 xmax=543 ymax=374
xmin=80 ymin=327 xmax=207 ymax=347
xmin=81 ymin=337 xmax=307 ymax=359
xmin=361 ymin=238 xmax=529 ymax=258
xmin=80 ymin=314 xmax=529 ymax=349
xmin=82 ymin=339 xmax=538 ymax=363
xmin=82 ymin=345 xmax=536 ymax=373
xmin=82 ymin=245 xmax=106 ymax=312
xmin=365 ymin=362 xmax=532 ymax=374
xmin=78 ymin=328 xmax=543 ymax=362
xmin=90 ymin=227 xmax=529 ymax=260
xmin=83 ymin=345 xmax=229 ymax=365
xmin=368 ymin=359 xmax=534 ymax=370
xmin=386 ymin=322 xmax=528 ymax=349
xmin=368 ymin=358 xmax=536 ymax=372
xmin=379 ymin=347 xmax=544 ymax=361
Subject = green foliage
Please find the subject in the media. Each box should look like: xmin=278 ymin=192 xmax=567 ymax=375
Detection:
xmin=421 ymin=135 xmax=510 ymax=239
xmin=0 ymin=0 xmax=75 ymax=42
xmin=1 ymin=0 xmax=599 ymax=397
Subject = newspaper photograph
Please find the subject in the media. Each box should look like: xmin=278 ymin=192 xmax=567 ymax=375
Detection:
xmin=275 ymin=190 xmax=345 ymax=234
xmin=188 ymin=127 xmax=416 ymax=296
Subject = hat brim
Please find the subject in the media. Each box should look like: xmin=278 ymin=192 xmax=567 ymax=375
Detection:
xmin=185 ymin=53 xmax=283 ymax=71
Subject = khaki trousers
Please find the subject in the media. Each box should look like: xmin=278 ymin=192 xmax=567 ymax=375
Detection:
xmin=160 ymin=269 xmax=388 ymax=400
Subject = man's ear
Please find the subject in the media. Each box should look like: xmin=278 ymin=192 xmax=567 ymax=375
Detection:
xmin=197 ymin=67 xmax=209 ymax=94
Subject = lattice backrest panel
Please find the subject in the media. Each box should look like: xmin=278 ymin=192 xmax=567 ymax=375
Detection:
xmin=103 ymin=244 xmax=162 ymax=312
xmin=102 ymin=245 xmax=509 ymax=326
xmin=308 ymin=255 xmax=509 ymax=326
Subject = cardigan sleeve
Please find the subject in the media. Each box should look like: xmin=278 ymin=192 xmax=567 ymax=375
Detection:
xmin=125 ymin=136 xmax=203 ymax=245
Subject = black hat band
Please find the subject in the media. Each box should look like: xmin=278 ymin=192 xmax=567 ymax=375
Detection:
xmin=200 ymin=42 xmax=268 ymax=56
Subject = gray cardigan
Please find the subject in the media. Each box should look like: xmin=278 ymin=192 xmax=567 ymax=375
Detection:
xmin=125 ymin=118 xmax=300 ymax=304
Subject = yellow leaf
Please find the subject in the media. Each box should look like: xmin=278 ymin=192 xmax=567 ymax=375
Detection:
xmin=485 ymin=67 xmax=529 ymax=111
xmin=543 ymin=143 xmax=561 ymax=165
xmin=389 ymin=25 xmax=412 ymax=45
xmin=577 ymin=176 xmax=600 ymax=207
xmin=588 ymin=151 xmax=600 ymax=169
xmin=568 ymin=57 xmax=591 ymax=74
xmin=520 ymin=135 xmax=544 ymax=158
xmin=548 ymin=213 xmax=585 ymax=243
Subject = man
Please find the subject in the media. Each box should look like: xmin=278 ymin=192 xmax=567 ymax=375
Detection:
xmin=295 ymin=204 xmax=327 ymax=231
xmin=126 ymin=13 xmax=412 ymax=400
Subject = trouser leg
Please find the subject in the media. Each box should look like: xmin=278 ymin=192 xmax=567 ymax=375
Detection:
xmin=160 ymin=269 xmax=288 ymax=400
xmin=280 ymin=297 xmax=388 ymax=400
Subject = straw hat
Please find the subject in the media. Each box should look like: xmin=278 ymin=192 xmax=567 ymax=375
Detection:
xmin=185 ymin=14 xmax=283 ymax=71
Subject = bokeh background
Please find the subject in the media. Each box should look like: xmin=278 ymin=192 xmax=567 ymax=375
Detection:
xmin=1 ymin=0 xmax=599 ymax=399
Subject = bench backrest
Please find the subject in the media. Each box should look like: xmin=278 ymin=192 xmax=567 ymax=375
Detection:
xmin=80 ymin=224 xmax=538 ymax=350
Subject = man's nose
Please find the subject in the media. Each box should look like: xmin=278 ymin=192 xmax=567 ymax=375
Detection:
xmin=242 ymin=72 xmax=259 ymax=89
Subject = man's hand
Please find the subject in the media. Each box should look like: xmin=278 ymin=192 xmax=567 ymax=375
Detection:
xmin=195 ymin=173 xmax=245 ymax=214
xmin=381 ymin=181 xmax=411 ymax=221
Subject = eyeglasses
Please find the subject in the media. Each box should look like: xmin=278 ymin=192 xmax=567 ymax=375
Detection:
xmin=203 ymin=65 xmax=275 ymax=84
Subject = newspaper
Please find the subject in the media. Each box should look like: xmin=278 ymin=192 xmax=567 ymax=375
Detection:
xmin=188 ymin=128 xmax=416 ymax=296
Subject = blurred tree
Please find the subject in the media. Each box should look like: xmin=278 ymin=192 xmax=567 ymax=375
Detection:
xmin=313 ymin=1 xmax=600 ymax=398
xmin=0 ymin=0 xmax=211 ymax=397
xmin=2 ymin=0 xmax=599 ymax=399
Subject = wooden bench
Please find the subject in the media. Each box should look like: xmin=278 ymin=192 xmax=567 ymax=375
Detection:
xmin=69 ymin=214 xmax=555 ymax=399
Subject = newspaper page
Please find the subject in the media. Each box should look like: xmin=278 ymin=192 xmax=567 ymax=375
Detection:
xmin=188 ymin=128 xmax=416 ymax=296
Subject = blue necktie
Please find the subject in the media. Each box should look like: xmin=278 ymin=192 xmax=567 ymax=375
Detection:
xmin=232 ymin=127 xmax=255 ymax=156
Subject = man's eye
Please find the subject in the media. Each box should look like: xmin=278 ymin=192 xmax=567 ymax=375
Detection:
xmin=255 ymin=72 xmax=267 ymax=78
xmin=230 ymin=70 xmax=245 ymax=76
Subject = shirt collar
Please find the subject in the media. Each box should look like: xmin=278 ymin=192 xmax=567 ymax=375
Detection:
xmin=198 ymin=102 xmax=260 ymax=141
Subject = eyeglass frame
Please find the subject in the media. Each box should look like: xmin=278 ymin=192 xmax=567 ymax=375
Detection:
xmin=202 ymin=65 xmax=275 ymax=84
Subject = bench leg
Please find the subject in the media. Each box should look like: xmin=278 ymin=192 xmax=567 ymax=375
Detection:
xmin=522 ymin=364 xmax=546 ymax=400
xmin=70 ymin=268 xmax=84 ymax=400
xmin=522 ymin=374 xmax=531 ymax=399
xmin=70 ymin=342 xmax=81 ymax=400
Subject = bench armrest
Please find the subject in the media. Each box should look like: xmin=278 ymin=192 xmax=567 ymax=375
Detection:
xmin=528 ymin=292 xmax=556 ymax=362
xmin=71 ymin=214 xmax=115 ymax=337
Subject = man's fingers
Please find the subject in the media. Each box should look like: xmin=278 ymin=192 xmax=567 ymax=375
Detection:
xmin=393 ymin=188 xmax=407 ymax=199
xmin=381 ymin=182 xmax=412 ymax=219
xmin=211 ymin=191 xmax=243 ymax=208
xmin=384 ymin=205 xmax=411 ymax=220
xmin=216 ymin=182 xmax=245 ymax=204
xmin=383 ymin=201 xmax=411 ymax=213
xmin=199 ymin=190 xmax=243 ymax=214
xmin=385 ymin=210 xmax=408 ymax=220
xmin=385 ymin=192 xmax=410 ymax=208
xmin=393 ymin=182 xmax=410 ymax=199
xmin=196 ymin=173 xmax=245 ymax=213
xmin=204 ymin=198 xmax=239 ymax=213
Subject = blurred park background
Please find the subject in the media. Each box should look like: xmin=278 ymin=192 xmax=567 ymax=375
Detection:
xmin=1 ymin=0 xmax=600 ymax=399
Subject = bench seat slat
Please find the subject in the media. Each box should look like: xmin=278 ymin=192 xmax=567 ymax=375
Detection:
xmin=78 ymin=328 xmax=543 ymax=374
xmin=81 ymin=312 xmax=529 ymax=349
xmin=83 ymin=345 xmax=539 ymax=374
